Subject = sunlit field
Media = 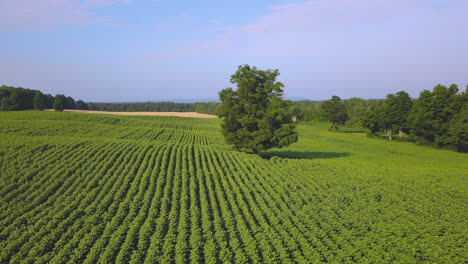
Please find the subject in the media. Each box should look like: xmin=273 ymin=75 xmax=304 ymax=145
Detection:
xmin=1 ymin=111 xmax=466 ymax=263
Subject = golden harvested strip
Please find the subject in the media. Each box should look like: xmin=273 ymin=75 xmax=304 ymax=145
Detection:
xmin=53 ymin=109 xmax=218 ymax=118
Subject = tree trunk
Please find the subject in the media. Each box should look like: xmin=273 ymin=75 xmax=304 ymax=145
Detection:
xmin=399 ymin=128 xmax=403 ymax=139
xmin=384 ymin=128 xmax=392 ymax=140
xmin=332 ymin=123 xmax=336 ymax=131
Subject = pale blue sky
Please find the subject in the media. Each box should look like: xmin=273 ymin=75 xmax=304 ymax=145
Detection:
xmin=1 ymin=0 xmax=467 ymax=102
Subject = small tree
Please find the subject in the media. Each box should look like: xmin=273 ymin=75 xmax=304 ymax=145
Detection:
xmin=218 ymin=65 xmax=298 ymax=154
xmin=291 ymin=107 xmax=304 ymax=122
xmin=320 ymin=96 xmax=348 ymax=131
xmin=33 ymin=91 xmax=46 ymax=110
xmin=385 ymin=91 xmax=413 ymax=139
xmin=53 ymin=94 xmax=66 ymax=111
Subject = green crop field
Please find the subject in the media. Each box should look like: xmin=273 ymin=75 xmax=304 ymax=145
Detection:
xmin=0 ymin=111 xmax=466 ymax=263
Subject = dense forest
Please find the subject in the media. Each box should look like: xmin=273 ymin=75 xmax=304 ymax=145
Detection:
xmin=0 ymin=85 xmax=88 ymax=111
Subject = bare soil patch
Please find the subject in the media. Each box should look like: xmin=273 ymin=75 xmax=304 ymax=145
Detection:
xmin=57 ymin=109 xmax=217 ymax=118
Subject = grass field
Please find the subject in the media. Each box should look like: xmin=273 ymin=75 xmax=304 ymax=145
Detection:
xmin=0 ymin=111 xmax=466 ymax=263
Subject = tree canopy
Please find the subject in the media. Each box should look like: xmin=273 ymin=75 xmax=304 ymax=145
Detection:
xmin=53 ymin=94 xmax=66 ymax=111
xmin=76 ymin=100 xmax=89 ymax=110
xmin=343 ymin=97 xmax=367 ymax=127
xmin=218 ymin=65 xmax=298 ymax=153
xmin=320 ymin=96 xmax=348 ymax=131
xmin=407 ymin=84 xmax=465 ymax=147
xmin=0 ymin=85 xmax=84 ymax=112
xmin=33 ymin=91 xmax=46 ymax=110
xmin=362 ymin=91 xmax=412 ymax=140
xmin=360 ymin=84 xmax=467 ymax=151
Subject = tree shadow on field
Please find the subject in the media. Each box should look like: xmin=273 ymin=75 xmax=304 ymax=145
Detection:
xmin=341 ymin=130 xmax=366 ymax=134
xmin=260 ymin=150 xmax=351 ymax=160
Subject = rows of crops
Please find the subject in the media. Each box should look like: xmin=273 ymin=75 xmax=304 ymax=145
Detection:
xmin=0 ymin=111 xmax=466 ymax=263
xmin=0 ymin=113 xmax=224 ymax=145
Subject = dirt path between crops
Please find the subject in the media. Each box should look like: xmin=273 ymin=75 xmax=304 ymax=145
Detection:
xmin=56 ymin=109 xmax=218 ymax=118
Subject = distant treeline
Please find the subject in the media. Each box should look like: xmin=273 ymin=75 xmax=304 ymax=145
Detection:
xmin=291 ymin=99 xmax=385 ymax=124
xmin=88 ymin=102 xmax=220 ymax=114
xmin=0 ymin=85 xmax=88 ymax=111
xmin=2 ymin=84 xmax=466 ymax=151
xmin=85 ymin=99 xmax=385 ymax=125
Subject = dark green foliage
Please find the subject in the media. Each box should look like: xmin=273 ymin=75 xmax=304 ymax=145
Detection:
xmin=320 ymin=96 xmax=348 ymax=131
xmin=291 ymin=107 xmax=304 ymax=122
xmin=387 ymin=91 xmax=413 ymax=134
xmin=2 ymin=89 xmax=221 ymax=114
xmin=76 ymin=100 xmax=89 ymax=110
xmin=0 ymin=88 xmax=12 ymax=111
xmin=53 ymin=94 xmax=78 ymax=111
xmin=446 ymin=86 xmax=468 ymax=151
xmin=194 ymin=102 xmax=220 ymax=115
xmin=407 ymin=84 xmax=461 ymax=147
xmin=1 ymin=94 xmax=15 ymax=111
xmin=82 ymin=102 xmax=221 ymax=114
xmin=89 ymin=102 xmax=196 ymax=112
xmin=53 ymin=94 xmax=66 ymax=111
xmin=291 ymin=101 xmax=323 ymax=121
xmin=218 ymin=65 xmax=298 ymax=153
xmin=33 ymin=91 xmax=46 ymax=110
xmin=343 ymin=97 xmax=367 ymax=127
xmin=360 ymin=99 xmax=385 ymax=134
xmin=447 ymin=104 xmax=468 ymax=151
xmin=365 ymin=99 xmax=385 ymax=110
xmin=362 ymin=91 xmax=412 ymax=140
xmin=361 ymin=107 xmax=382 ymax=134
xmin=43 ymin=94 xmax=54 ymax=109
xmin=0 ymin=88 xmax=10 ymax=99
xmin=360 ymin=85 xmax=466 ymax=151
xmin=0 ymin=85 xmax=36 ymax=110
xmin=65 ymin=96 xmax=76 ymax=109
xmin=0 ymin=85 xmax=80 ymax=111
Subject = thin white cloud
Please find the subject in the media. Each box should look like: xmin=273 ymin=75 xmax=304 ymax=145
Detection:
xmin=0 ymin=0 xmax=132 ymax=31
xmin=232 ymin=0 xmax=418 ymax=35
xmin=149 ymin=0 xmax=467 ymax=59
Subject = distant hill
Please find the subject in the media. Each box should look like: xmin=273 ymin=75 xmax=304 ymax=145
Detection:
xmin=284 ymin=97 xmax=310 ymax=101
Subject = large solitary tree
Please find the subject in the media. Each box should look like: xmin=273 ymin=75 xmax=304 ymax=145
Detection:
xmin=218 ymin=65 xmax=298 ymax=154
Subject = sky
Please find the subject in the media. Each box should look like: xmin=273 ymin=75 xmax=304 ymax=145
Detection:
xmin=0 ymin=0 xmax=467 ymax=102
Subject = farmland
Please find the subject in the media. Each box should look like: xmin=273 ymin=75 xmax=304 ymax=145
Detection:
xmin=0 ymin=111 xmax=466 ymax=263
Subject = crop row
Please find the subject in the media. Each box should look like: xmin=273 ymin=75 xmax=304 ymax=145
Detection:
xmin=0 ymin=120 xmax=224 ymax=145
xmin=0 ymin=112 xmax=466 ymax=263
